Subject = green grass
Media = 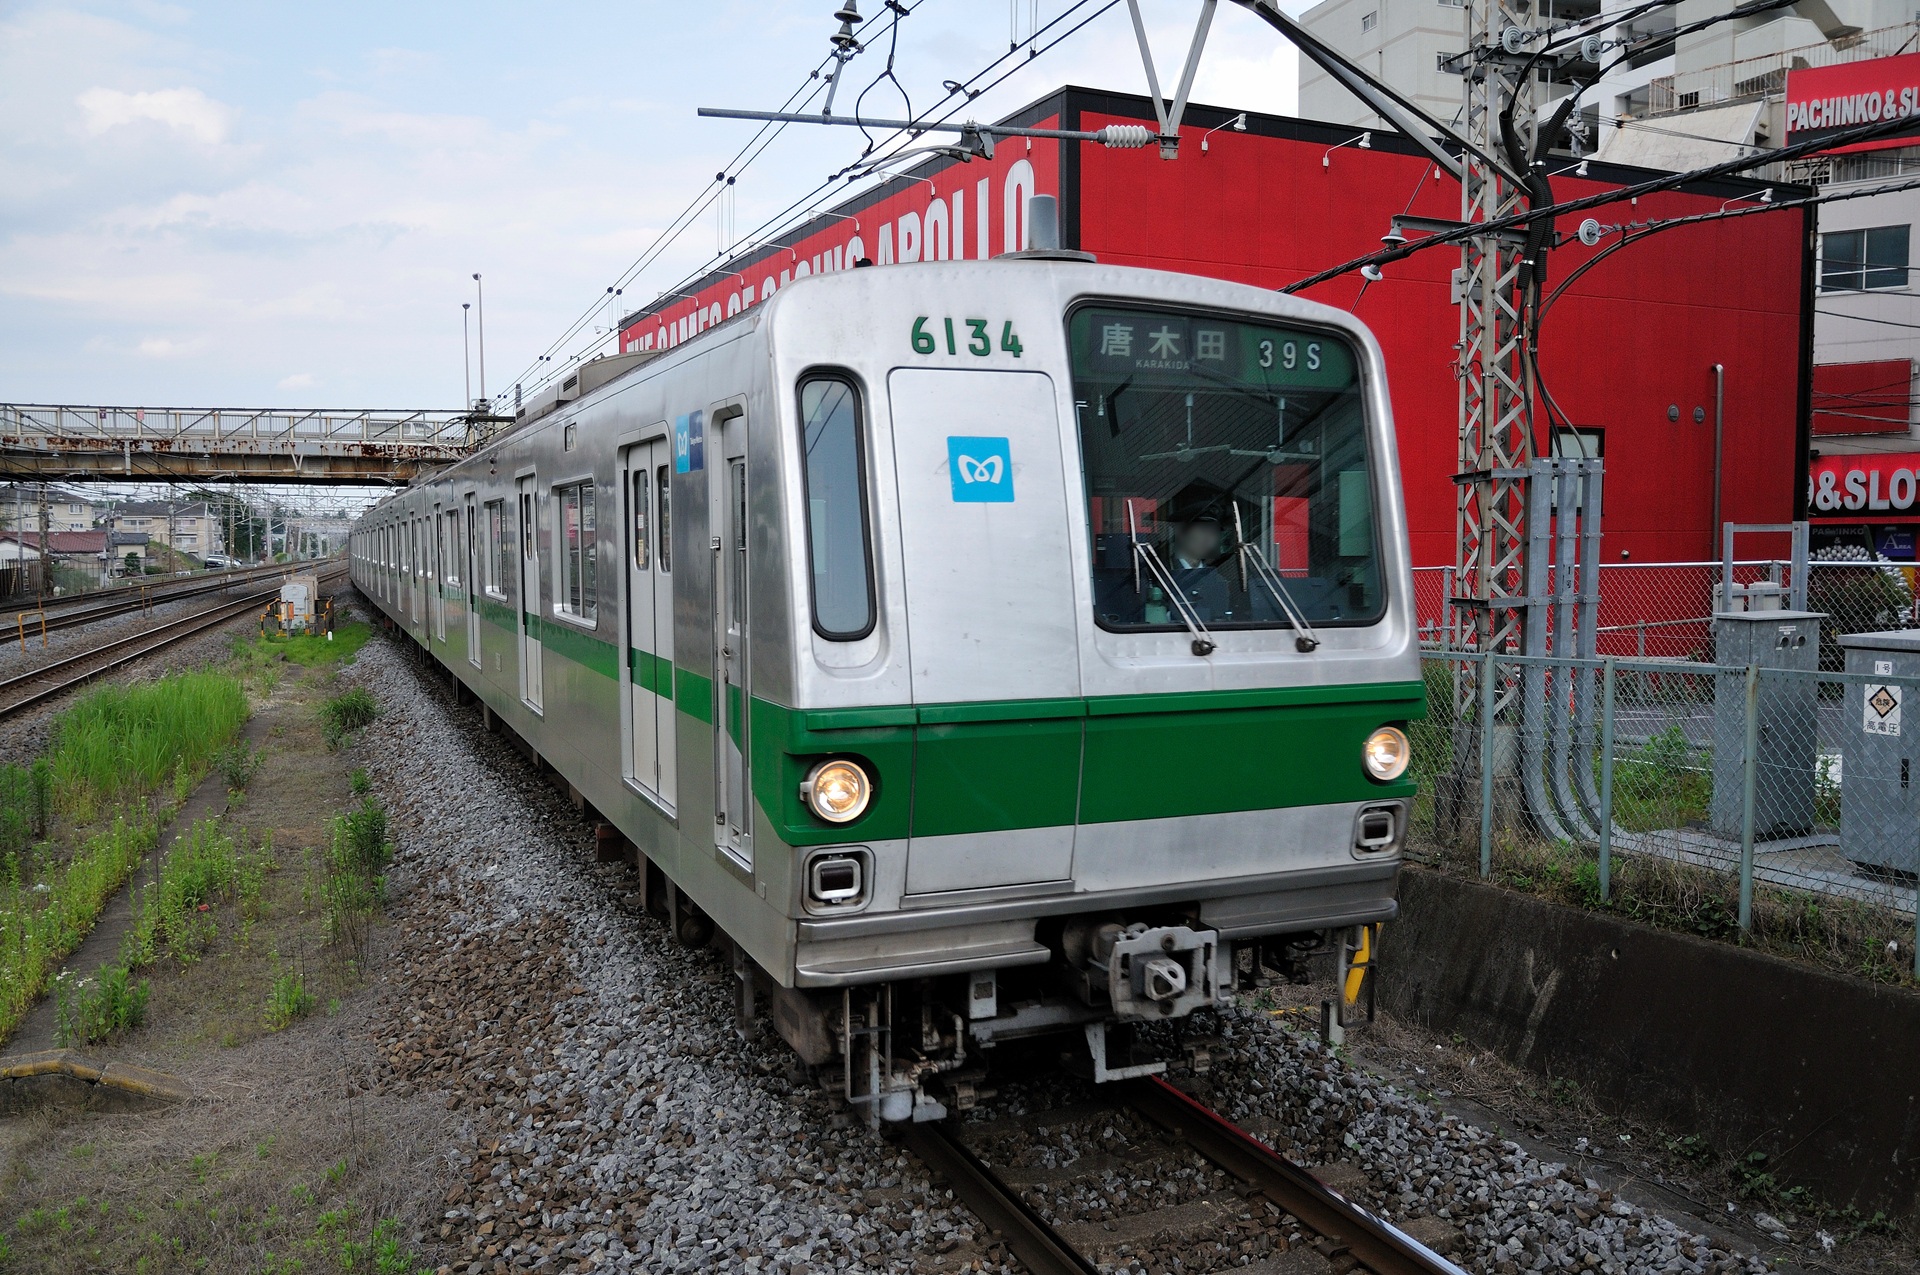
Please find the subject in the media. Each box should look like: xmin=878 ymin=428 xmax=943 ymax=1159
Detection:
xmin=320 ymin=687 xmax=379 ymax=750
xmin=125 ymin=818 xmax=273 ymax=969
xmin=263 ymin=950 xmax=314 ymax=1031
xmin=253 ymin=622 xmax=373 ymax=668
xmin=53 ymin=960 xmax=150 ymax=1047
xmin=47 ymin=671 xmax=249 ymax=824
xmin=0 ymin=816 xmax=158 ymax=1039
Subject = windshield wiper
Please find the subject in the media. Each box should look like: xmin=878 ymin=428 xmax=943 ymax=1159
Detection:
xmin=1232 ymin=503 xmax=1321 ymax=653
xmin=1128 ymin=499 xmax=1215 ymax=658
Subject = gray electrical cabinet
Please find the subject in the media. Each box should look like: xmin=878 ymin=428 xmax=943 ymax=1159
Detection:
xmin=1839 ymin=629 xmax=1920 ymax=873
xmin=1711 ymin=611 xmax=1822 ymax=839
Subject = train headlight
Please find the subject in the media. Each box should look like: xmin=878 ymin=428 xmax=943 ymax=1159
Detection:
xmin=801 ymin=759 xmax=872 ymax=823
xmin=1362 ymin=726 xmax=1410 ymax=782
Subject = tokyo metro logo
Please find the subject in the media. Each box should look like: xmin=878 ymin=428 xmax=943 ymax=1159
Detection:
xmin=947 ymin=436 xmax=1014 ymax=503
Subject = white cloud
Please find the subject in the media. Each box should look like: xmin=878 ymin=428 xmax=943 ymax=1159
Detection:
xmin=278 ymin=372 xmax=316 ymax=389
xmin=77 ymin=86 xmax=229 ymax=143
xmin=136 ymin=335 xmax=206 ymax=358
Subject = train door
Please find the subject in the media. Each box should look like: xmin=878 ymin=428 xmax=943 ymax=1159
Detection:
xmin=408 ymin=514 xmax=420 ymax=622
xmin=516 ymin=475 xmax=544 ymax=712
xmin=888 ymin=369 xmax=1082 ymax=893
xmin=711 ymin=410 xmax=750 ymax=868
xmin=464 ymin=495 xmax=481 ymax=667
xmin=429 ymin=506 xmax=446 ymax=642
xmin=413 ymin=517 xmax=426 ymax=627
xmin=619 ymin=438 xmax=676 ymax=810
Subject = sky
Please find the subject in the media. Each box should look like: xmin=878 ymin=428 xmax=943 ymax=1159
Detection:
xmin=0 ymin=0 xmax=1316 ymax=414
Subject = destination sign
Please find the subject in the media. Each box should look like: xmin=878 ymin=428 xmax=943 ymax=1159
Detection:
xmin=1071 ymin=308 xmax=1356 ymax=389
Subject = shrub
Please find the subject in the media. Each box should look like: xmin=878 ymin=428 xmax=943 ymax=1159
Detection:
xmin=53 ymin=962 xmax=150 ymax=1046
xmin=320 ymin=688 xmax=379 ymax=749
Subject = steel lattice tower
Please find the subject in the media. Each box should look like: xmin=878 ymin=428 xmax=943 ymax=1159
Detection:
xmin=1453 ymin=0 xmax=1539 ymax=710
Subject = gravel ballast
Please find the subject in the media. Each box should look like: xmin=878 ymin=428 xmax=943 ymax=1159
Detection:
xmin=344 ymin=622 xmax=1773 ymax=1275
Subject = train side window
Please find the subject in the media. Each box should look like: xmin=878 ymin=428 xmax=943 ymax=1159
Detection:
xmin=655 ymin=465 xmax=672 ymax=573
xmin=631 ymin=471 xmax=649 ymax=571
xmin=555 ymin=480 xmax=597 ymax=621
xmin=796 ymin=374 xmax=875 ymax=640
xmin=484 ymin=500 xmax=507 ymax=596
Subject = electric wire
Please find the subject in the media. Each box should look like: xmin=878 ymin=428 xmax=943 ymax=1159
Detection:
xmin=543 ymin=0 xmax=1118 ymax=383
xmin=497 ymin=1 xmax=926 ymax=400
xmin=518 ymin=0 xmax=1114 ymax=396
xmin=1284 ymin=108 xmax=1920 ymax=296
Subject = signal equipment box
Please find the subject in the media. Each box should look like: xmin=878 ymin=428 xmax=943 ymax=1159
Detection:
xmin=1838 ymin=629 xmax=1920 ymax=873
xmin=1711 ymin=611 xmax=1822 ymax=839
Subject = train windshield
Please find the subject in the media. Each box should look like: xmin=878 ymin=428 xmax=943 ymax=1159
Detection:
xmin=1068 ymin=305 xmax=1384 ymax=635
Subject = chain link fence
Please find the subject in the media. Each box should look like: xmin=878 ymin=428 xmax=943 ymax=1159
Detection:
xmin=1416 ymin=559 xmax=1920 ymax=663
xmin=1410 ymin=646 xmax=1920 ymax=984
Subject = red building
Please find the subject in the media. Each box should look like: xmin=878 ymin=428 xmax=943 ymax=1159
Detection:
xmin=621 ymin=87 xmax=1808 ymax=574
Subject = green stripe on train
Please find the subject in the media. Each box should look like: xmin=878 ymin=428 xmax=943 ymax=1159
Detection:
xmin=751 ymin=681 xmax=1426 ymax=847
xmin=461 ymin=602 xmax=1422 ymax=845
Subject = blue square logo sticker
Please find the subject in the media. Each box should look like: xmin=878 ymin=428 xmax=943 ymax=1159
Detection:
xmin=673 ymin=410 xmax=704 ymax=474
xmin=947 ymin=435 xmax=1014 ymax=503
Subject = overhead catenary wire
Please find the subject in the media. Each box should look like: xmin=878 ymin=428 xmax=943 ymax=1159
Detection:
xmin=497 ymin=0 xmax=929 ymax=400
xmin=1284 ymin=108 xmax=1920 ymax=297
xmin=534 ymin=0 xmax=1120 ymax=389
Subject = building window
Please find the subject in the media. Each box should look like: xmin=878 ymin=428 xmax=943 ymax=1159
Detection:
xmin=554 ymin=481 xmax=596 ymax=621
xmin=797 ymin=374 xmax=875 ymax=640
xmin=1822 ymin=226 xmax=1910 ymax=291
xmin=1361 ymin=9 xmax=1377 ymax=30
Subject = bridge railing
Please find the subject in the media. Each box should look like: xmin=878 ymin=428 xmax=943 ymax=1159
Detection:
xmin=0 ymin=404 xmax=491 ymax=450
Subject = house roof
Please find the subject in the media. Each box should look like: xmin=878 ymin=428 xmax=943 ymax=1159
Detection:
xmin=0 ymin=531 xmax=111 ymax=555
xmin=113 ymin=500 xmax=211 ymax=518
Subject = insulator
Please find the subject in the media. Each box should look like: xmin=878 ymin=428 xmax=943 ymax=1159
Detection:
xmin=1097 ymin=124 xmax=1155 ymax=149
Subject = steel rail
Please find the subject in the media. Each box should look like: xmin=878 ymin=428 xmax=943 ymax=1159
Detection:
xmin=899 ymin=1122 xmax=1097 ymax=1275
xmin=0 ymin=567 xmax=345 ymax=721
xmin=0 ymin=561 xmax=319 ymax=631
xmin=1124 ymin=1076 xmax=1470 ymax=1275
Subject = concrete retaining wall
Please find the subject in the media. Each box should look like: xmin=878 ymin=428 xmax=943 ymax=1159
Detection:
xmin=1383 ymin=868 xmax=1920 ymax=1224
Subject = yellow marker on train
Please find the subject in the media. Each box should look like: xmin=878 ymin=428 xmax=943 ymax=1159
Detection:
xmin=1343 ymin=924 xmax=1378 ymax=1007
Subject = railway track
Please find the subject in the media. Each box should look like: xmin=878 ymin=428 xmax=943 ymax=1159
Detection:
xmin=0 ymin=565 xmax=346 ymax=721
xmin=903 ymin=1075 xmax=1466 ymax=1275
xmin=0 ymin=560 xmax=325 ymax=645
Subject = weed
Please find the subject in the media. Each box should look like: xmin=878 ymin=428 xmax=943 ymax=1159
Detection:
xmin=349 ymin=767 xmax=372 ymax=797
xmin=47 ymin=672 xmax=248 ymax=822
xmin=320 ymin=687 xmax=379 ymax=749
xmin=337 ymin=797 xmax=391 ymax=872
xmin=1667 ymin=1133 xmax=1715 ymax=1164
xmin=257 ymin=622 xmax=373 ymax=668
xmin=264 ymin=950 xmax=315 ymax=1031
xmin=130 ymin=818 xmax=237 ymax=965
xmin=53 ymin=962 xmax=151 ymax=1046
xmin=213 ymin=742 xmax=264 ymax=793
xmin=0 ymin=815 xmax=158 ymax=1040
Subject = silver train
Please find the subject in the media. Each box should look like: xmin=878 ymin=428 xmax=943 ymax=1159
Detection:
xmin=351 ymin=252 xmax=1423 ymax=1122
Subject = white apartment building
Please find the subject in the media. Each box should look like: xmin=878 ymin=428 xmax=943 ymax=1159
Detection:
xmin=0 ymin=484 xmax=98 ymax=533
xmin=1298 ymin=0 xmax=1920 ymax=451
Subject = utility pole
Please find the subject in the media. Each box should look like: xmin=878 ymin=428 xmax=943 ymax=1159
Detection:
xmin=463 ymin=302 xmax=473 ymax=409
xmin=1451 ymin=0 xmax=1540 ymax=693
xmin=36 ymin=484 xmax=50 ymax=603
xmin=473 ymin=273 xmax=488 ymax=410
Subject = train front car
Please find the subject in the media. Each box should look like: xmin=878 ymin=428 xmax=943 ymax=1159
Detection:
xmin=759 ymin=260 xmax=1422 ymax=1122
